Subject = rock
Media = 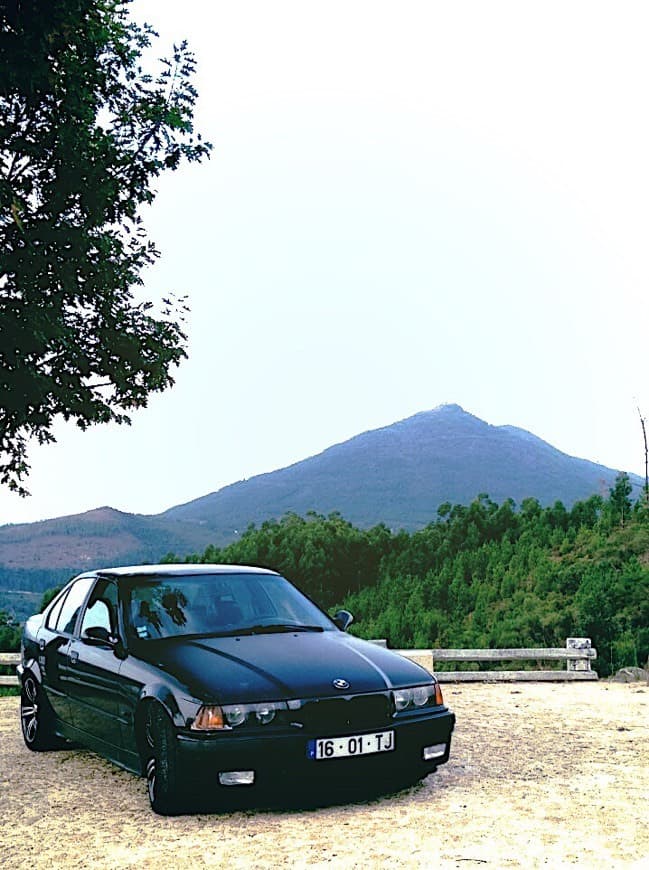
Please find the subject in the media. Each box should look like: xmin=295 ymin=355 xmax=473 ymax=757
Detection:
xmin=610 ymin=667 xmax=649 ymax=683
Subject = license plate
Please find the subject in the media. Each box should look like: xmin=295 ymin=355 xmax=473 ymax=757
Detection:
xmin=307 ymin=730 xmax=395 ymax=760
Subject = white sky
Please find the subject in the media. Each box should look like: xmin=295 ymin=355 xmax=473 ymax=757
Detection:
xmin=2 ymin=0 xmax=648 ymax=525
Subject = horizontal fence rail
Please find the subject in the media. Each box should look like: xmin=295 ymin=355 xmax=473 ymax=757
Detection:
xmin=0 ymin=652 xmax=20 ymax=687
xmin=394 ymin=638 xmax=598 ymax=682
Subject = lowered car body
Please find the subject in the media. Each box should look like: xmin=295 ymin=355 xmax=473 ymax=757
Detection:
xmin=18 ymin=564 xmax=455 ymax=814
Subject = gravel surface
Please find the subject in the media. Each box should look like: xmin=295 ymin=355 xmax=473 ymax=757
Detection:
xmin=1 ymin=682 xmax=647 ymax=868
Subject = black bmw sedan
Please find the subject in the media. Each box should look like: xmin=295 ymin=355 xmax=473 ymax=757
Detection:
xmin=18 ymin=564 xmax=455 ymax=814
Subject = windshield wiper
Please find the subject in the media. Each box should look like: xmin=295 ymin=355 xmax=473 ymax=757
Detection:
xmin=236 ymin=623 xmax=325 ymax=635
xmin=147 ymin=624 xmax=326 ymax=641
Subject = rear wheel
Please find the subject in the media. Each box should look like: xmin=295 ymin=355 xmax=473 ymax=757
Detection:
xmin=144 ymin=704 xmax=184 ymax=815
xmin=20 ymin=673 xmax=63 ymax=751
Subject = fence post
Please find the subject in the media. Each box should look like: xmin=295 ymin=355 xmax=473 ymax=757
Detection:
xmin=566 ymin=637 xmax=592 ymax=672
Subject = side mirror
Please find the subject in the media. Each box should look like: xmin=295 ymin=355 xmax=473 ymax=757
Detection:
xmin=332 ymin=609 xmax=354 ymax=632
xmin=82 ymin=626 xmax=127 ymax=659
xmin=82 ymin=626 xmax=120 ymax=650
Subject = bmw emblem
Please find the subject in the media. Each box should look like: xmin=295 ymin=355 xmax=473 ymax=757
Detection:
xmin=332 ymin=678 xmax=350 ymax=690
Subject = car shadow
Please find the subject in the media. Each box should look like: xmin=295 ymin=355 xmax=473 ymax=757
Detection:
xmin=184 ymin=774 xmax=429 ymax=816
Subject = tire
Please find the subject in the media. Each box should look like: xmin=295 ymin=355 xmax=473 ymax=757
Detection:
xmin=20 ymin=673 xmax=64 ymax=752
xmin=144 ymin=704 xmax=184 ymax=815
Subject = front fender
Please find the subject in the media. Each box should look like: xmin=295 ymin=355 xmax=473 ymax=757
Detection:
xmin=132 ymin=682 xmax=201 ymax=775
xmin=17 ymin=658 xmax=43 ymax=686
xmin=138 ymin=681 xmax=198 ymax=729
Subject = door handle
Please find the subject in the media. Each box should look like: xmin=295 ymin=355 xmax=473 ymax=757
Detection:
xmin=69 ymin=649 xmax=79 ymax=665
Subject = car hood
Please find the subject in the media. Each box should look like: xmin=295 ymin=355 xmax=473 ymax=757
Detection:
xmin=138 ymin=631 xmax=432 ymax=703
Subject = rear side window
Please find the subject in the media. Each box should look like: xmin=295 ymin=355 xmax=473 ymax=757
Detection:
xmin=45 ymin=589 xmax=70 ymax=631
xmin=50 ymin=577 xmax=95 ymax=635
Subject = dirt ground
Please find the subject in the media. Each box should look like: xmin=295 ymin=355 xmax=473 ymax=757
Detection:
xmin=0 ymin=682 xmax=647 ymax=869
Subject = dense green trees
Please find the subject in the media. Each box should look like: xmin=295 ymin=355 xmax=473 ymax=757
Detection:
xmin=0 ymin=608 xmax=20 ymax=652
xmin=0 ymin=0 xmax=210 ymax=494
xmin=0 ymin=609 xmax=20 ymax=694
xmin=178 ymin=511 xmax=391 ymax=609
xmin=169 ymin=472 xmax=648 ymax=676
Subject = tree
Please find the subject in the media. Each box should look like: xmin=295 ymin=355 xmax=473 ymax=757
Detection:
xmin=638 ymin=407 xmax=649 ymax=507
xmin=39 ymin=584 xmax=64 ymax=612
xmin=608 ymin=472 xmax=633 ymax=528
xmin=0 ymin=608 xmax=20 ymax=651
xmin=0 ymin=0 xmax=211 ymax=495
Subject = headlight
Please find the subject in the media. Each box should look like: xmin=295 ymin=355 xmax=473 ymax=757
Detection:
xmin=393 ymin=682 xmax=444 ymax=713
xmin=394 ymin=688 xmax=412 ymax=711
xmin=225 ymin=705 xmax=247 ymax=727
xmin=412 ymin=686 xmax=429 ymax=707
xmin=224 ymin=700 xmax=287 ymax=727
xmin=254 ymin=704 xmax=276 ymax=725
xmin=191 ymin=700 xmax=289 ymax=730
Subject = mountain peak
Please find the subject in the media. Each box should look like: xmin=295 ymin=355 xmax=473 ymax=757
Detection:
xmin=432 ymin=403 xmax=466 ymax=413
xmin=162 ymin=405 xmax=635 ymax=535
xmin=408 ymin=403 xmax=468 ymax=419
xmin=399 ymin=403 xmax=487 ymax=433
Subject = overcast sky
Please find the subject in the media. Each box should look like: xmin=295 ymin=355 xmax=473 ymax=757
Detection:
xmin=2 ymin=0 xmax=648 ymax=526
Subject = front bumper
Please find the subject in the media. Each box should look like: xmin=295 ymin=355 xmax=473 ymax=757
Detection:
xmin=176 ymin=707 xmax=455 ymax=791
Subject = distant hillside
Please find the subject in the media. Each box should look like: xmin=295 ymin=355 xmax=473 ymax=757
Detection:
xmin=163 ymin=404 xmax=638 ymax=537
xmin=0 ymin=507 xmax=217 ymax=596
xmin=0 ymin=404 xmax=641 ymax=604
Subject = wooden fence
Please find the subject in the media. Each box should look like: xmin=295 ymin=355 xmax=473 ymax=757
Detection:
xmin=395 ymin=637 xmax=598 ymax=681
xmin=0 ymin=652 xmax=20 ymax=687
xmin=0 ymin=638 xmax=597 ymax=689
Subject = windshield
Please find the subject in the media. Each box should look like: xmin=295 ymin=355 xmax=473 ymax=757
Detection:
xmin=124 ymin=572 xmax=336 ymax=640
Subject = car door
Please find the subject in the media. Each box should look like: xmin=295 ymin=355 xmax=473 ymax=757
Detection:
xmin=66 ymin=578 xmax=124 ymax=751
xmin=37 ymin=576 xmax=96 ymax=725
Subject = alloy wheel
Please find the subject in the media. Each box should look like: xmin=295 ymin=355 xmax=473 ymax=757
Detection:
xmin=146 ymin=756 xmax=157 ymax=804
xmin=21 ymin=676 xmax=39 ymax=744
xmin=145 ymin=708 xmax=159 ymax=804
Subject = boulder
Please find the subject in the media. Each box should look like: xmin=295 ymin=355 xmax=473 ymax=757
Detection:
xmin=610 ymin=667 xmax=649 ymax=683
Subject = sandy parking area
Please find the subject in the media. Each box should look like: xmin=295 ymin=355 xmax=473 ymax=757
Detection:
xmin=0 ymin=682 xmax=647 ymax=868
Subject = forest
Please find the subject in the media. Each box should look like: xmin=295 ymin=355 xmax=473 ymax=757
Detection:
xmin=165 ymin=473 xmax=648 ymax=677
xmin=2 ymin=474 xmax=646 ymax=679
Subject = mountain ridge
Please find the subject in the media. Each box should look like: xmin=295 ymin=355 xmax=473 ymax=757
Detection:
xmin=0 ymin=404 xmax=642 ymax=604
xmin=162 ymin=403 xmax=632 ymax=532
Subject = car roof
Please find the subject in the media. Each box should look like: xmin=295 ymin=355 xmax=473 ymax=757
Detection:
xmin=89 ymin=564 xmax=280 ymax=581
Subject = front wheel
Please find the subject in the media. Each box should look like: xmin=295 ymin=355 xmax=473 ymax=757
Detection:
xmin=20 ymin=673 xmax=64 ymax=752
xmin=144 ymin=704 xmax=184 ymax=815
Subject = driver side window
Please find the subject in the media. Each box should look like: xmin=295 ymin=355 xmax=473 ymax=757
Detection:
xmin=80 ymin=580 xmax=118 ymax=637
